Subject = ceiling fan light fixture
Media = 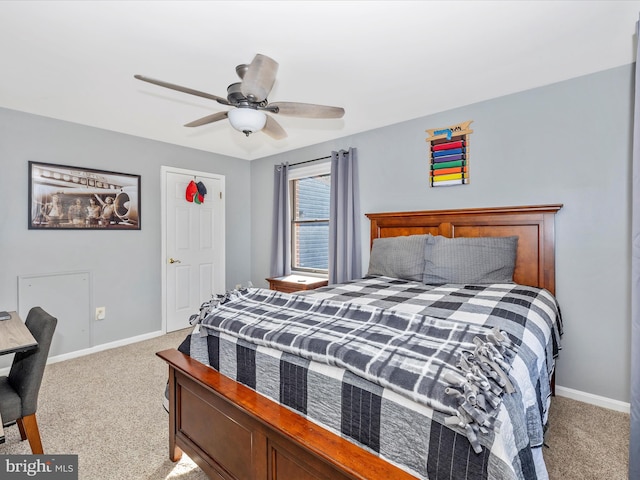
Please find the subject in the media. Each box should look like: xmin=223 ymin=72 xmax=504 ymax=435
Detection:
xmin=227 ymin=108 xmax=267 ymax=136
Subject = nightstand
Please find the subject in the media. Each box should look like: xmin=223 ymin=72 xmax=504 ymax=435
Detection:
xmin=266 ymin=275 xmax=328 ymax=293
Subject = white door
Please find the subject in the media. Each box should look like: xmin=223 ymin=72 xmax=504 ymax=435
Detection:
xmin=162 ymin=167 xmax=225 ymax=332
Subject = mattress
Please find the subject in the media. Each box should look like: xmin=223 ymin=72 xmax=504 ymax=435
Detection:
xmin=178 ymin=276 xmax=562 ymax=480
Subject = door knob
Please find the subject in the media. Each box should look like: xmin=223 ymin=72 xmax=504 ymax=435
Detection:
xmin=168 ymin=258 xmax=181 ymax=264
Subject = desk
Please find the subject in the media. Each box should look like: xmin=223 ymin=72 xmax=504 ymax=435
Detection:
xmin=0 ymin=312 xmax=37 ymax=355
xmin=0 ymin=311 xmax=38 ymax=444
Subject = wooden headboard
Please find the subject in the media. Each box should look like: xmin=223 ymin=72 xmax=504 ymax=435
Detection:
xmin=366 ymin=204 xmax=562 ymax=294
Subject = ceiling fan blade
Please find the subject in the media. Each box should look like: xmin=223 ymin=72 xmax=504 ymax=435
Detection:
xmin=134 ymin=75 xmax=230 ymax=106
xmin=184 ymin=111 xmax=229 ymax=127
xmin=262 ymin=115 xmax=287 ymax=140
xmin=270 ymin=102 xmax=345 ymax=119
xmin=240 ymin=54 xmax=278 ymax=103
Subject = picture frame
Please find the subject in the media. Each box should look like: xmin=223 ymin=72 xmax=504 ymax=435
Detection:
xmin=28 ymin=161 xmax=141 ymax=230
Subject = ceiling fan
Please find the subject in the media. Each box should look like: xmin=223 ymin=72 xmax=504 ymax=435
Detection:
xmin=134 ymin=54 xmax=345 ymax=139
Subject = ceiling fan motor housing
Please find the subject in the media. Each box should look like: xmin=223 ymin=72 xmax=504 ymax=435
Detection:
xmin=226 ymin=82 xmax=245 ymax=105
xmin=227 ymin=82 xmax=268 ymax=108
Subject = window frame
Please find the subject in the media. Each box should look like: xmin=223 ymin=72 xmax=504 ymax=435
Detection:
xmin=288 ymin=162 xmax=331 ymax=277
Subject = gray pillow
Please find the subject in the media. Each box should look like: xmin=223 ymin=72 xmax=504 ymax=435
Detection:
xmin=367 ymin=234 xmax=430 ymax=282
xmin=422 ymin=235 xmax=518 ymax=284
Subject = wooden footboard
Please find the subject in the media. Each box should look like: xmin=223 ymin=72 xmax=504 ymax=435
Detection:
xmin=157 ymin=348 xmax=418 ymax=480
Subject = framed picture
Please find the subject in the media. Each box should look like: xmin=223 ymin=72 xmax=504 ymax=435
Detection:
xmin=28 ymin=161 xmax=141 ymax=230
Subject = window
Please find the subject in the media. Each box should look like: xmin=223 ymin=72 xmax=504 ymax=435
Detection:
xmin=289 ymin=163 xmax=331 ymax=274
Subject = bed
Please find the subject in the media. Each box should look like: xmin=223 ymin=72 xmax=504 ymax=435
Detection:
xmin=157 ymin=203 xmax=563 ymax=480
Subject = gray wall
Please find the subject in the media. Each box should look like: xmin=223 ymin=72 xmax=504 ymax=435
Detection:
xmin=0 ymin=108 xmax=252 ymax=353
xmin=251 ymin=65 xmax=633 ymax=403
xmin=1 ymin=64 xmax=632 ymax=404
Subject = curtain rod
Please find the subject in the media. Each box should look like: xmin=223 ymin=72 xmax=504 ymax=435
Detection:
xmin=288 ymin=155 xmax=331 ymax=168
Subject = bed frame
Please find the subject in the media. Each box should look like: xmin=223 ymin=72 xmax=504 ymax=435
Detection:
xmin=157 ymin=204 xmax=562 ymax=480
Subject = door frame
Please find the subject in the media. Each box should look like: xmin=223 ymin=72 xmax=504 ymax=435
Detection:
xmin=161 ymin=165 xmax=225 ymax=333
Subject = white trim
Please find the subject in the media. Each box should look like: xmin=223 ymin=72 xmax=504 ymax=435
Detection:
xmin=288 ymin=162 xmax=331 ymax=275
xmin=288 ymin=161 xmax=330 ymax=180
xmin=555 ymin=385 xmax=630 ymax=413
xmin=160 ymin=166 xmax=226 ymax=334
xmin=0 ymin=330 xmax=165 ymax=376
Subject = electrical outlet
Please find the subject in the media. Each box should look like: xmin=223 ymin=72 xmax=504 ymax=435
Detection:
xmin=95 ymin=306 xmax=106 ymax=320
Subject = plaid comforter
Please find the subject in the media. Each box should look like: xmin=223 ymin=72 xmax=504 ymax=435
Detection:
xmin=181 ymin=276 xmax=562 ymax=480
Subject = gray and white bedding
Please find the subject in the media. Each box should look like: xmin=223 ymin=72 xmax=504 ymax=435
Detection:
xmin=178 ymin=275 xmax=562 ymax=480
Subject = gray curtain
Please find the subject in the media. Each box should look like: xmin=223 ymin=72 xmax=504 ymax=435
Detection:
xmin=270 ymin=162 xmax=291 ymax=277
xmin=329 ymin=148 xmax=362 ymax=284
xmin=631 ymin=14 xmax=640 ymax=480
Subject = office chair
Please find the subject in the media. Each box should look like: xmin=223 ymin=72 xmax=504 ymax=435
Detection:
xmin=0 ymin=306 xmax=57 ymax=454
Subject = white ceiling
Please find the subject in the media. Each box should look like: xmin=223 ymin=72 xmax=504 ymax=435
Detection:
xmin=1 ymin=1 xmax=639 ymax=160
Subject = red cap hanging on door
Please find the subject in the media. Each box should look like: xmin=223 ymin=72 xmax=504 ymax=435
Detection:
xmin=185 ymin=180 xmax=198 ymax=202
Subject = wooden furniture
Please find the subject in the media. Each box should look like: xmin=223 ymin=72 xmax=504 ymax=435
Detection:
xmin=0 ymin=307 xmax=56 ymax=453
xmin=157 ymin=204 xmax=562 ymax=480
xmin=367 ymin=204 xmax=561 ymax=295
xmin=0 ymin=311 xmax=39 ymax=445
xmin=0 ymin=311 xmax=38 ymax=355
xmin=266 ymin=275 xmax=328 ymax=293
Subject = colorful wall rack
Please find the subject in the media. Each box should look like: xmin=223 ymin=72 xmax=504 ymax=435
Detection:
xmin=425 ymin=120 xmax=473 ymax=187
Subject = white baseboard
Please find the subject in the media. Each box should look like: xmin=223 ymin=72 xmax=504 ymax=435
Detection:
xmin=46 ymin=330 xmax=166 ymax=365
xmin=0 ymin=330 xmax=165 ymax=376
xmin=555 ymin=385 xmax=630 ymax=413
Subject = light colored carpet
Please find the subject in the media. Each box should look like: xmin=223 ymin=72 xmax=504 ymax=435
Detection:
xmin=545 ymin=395 xmax=629 ymax=479
xmin=1 ymin=329 xmax=207 ymax=480
xmin=0 ymin=330 xmax=630 ymax=479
